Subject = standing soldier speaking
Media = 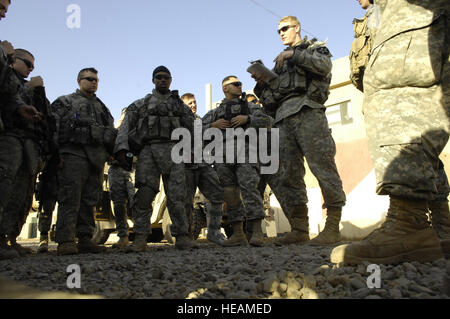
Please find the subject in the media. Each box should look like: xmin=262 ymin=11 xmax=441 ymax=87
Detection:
xmin=52 ymin=68 xmax=116 ymax=255
xmin=252 ymin=16 xmax=346 ymax=246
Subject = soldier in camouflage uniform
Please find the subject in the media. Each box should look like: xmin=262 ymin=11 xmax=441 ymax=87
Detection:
xmin=203 ymin=76 xmax=272 ymax=247
xmin=106 ymin=108 xmax=135 ymax=249
xmin=114 ymin=66 xmax=197 ymax=251
xmin=350 ymin=0 xmax=379 ymax=92
xmin=108 ymin=160 xmax=135 ymax=249
xmin=331 ymin=0 xmax=449 ymax=264
xmin=52 ymin=68 xmax=116 ymax=255
xmin=35 ymin=155 xmax=58 ymax=253
xmin=253 ymin=16 xmax=346 ymax=246
xmin=180 ymin=93 xmax=226 ymax=245
xmin=0 ymin=49 xmax=53 ymax=257
xmin=0 ymin=1 xmax=42 ymax=261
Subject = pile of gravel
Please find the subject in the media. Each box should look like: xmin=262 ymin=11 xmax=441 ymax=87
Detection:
xmin=0 ymin=240 xmax=449 ymax=299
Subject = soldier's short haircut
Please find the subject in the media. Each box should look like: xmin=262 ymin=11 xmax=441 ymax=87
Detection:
xmin=279 ymin=16 xmax=301 ymax=29
xmin=181 ymin=93 xmax=195 ymax=101
xmin=222 ymin=75 xmax=238 ymax=85
xmin=77 ymin=67 xmax=98 ymax=80
xmin=14 ymin=49 xmax=34 ymax=60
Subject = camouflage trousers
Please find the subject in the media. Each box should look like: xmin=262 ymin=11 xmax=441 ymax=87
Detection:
xmin=38 ymin=198 xmax=56 ymax=235
xmin=37 ymin=171 xmax=58 ymax=235
xmin=108 ymin=164 xmax=134 ymax=238
xmin=133 ymin=143 xmax=188 ymax=236
xmin=216 ymin=163 xmax=264 ymax=223
xmin=0 ymin=135 xmax=39 ymax=237
xmin=270 ymin=107 xmax=346 ymax=216
xmin=55 ymin=154 xmax=103 ymax=243
xmin=363 ymin=16 xmax=450 ymax=201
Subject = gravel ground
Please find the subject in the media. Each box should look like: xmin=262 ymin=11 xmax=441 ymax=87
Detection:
xmin=1 ymin=238 xmax=449 ymax=299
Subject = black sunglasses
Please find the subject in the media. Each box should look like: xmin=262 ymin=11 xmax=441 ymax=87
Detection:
xmin=17 ymin=57 xmax=34 ymax=69
xmin=277 ymin=25 xmax=296 ymax=34
xmin=81 ymin=77 xmax=99 ymax=83
xmin=154 ymin=74 xmax=172 ymax=80
xmin=229 ymin=82 xmax=242 ymax=87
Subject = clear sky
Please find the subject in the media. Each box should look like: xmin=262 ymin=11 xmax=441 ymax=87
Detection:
xmin=1 ymin=0 xmax=365 ymax=121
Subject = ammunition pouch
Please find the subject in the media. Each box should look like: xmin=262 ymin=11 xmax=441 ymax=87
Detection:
xmin=90 ymin=124 xmax=104 ymax=145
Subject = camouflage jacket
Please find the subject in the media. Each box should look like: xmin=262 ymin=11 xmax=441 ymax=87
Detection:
xmin=52 ymin=89 xmax=115 ymax=170
xmin=373 ymin=0 xmax=448 ymax=49
xmin=255 ymin=38 xmax=333 ymax=124
xmin=1 ymin=70 xmax=53 ymax=145
xmin=114 ymin=89 xmax=195 ymax=155
xmin=0 ymin=46 xmax=27 ymax=127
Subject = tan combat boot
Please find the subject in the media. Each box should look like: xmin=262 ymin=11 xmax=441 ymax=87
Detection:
xmin=222 ymin=221 xmax=248 ymax=247
xmin=331 ymin=197 xmax=444 ymax=265
xmin=8 ymin=236 xmax=34 ymax=256
xmin=77 ymin=236 xmax=106 ymax=254
xmin=275 ymin=205 xmax=310 ymax=246
xmin=0 ymin=235 xmax=19 ymax=260
xmin=175 ymin=235 xmax=199 ymax=250
xmin=37 ymin=234 xmax=49 ymax=253
xmin=57 ymin=242 xmax=78 ymax=256
xmin=429 ymin=200 xmax=450 ymax=258
xmin=248 ymin=219 xmax=264 ymax=247
xmin=112 ymin=236 xmax=130 ymax=249
xmin=125 ymin=234 xmax=147 ymax=253
xmin=310 ymin=207 xmax=342 ymax=246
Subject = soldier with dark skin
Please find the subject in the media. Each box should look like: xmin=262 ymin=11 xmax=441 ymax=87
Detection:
xmin=252 ymin=16 xmax=346 ymax=246
xmin=52 ymin=68 xmax=116 ymax=255
xmin=114 ymin=66 xmax=198 ymax=251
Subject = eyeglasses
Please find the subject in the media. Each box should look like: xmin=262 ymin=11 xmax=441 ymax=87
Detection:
xmin=229 ymin=82 xmax=242 ymax=87
xmin=277 ymin=25 xmax=296 ymax=34
xmin=17 ymin=57 xmax=34 ymax=69
xmin=80 ymin=77 xmax=99 ymax=83
xmin=154 ymin=74 xmax=172 ymax=80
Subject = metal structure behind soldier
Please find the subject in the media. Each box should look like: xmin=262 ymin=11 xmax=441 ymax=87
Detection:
xmin=114 ymin=65 xmax=198 ymax=251
xmin=332 ymin=0 xmax=450 ymax=265
xmin=202 ymin=75 xmax=273 ymax=247
xmin=0 ymin=48 xmax=52 ymax=258
xmin=252 ymin=16 xmax=346 ymax=246
xmin=52 ymin=67 xmax=116 ymax=256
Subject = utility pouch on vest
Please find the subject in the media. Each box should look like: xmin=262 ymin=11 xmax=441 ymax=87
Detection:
xmin=159 ymin=116 xmax=171 ymax=139
xmin=147 ymin=115 xmax=159 ymax=139
xmin=170 ymin=116 xmax=181 ymax=131
xmin=90 ymin=124 xmax=104 ymax=145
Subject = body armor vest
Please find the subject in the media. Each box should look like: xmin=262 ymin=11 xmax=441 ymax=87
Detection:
xmin=135 ymin=93 xmax=184 ymax=144
xmin=58 ymin=94 xmax=114 ymax=148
